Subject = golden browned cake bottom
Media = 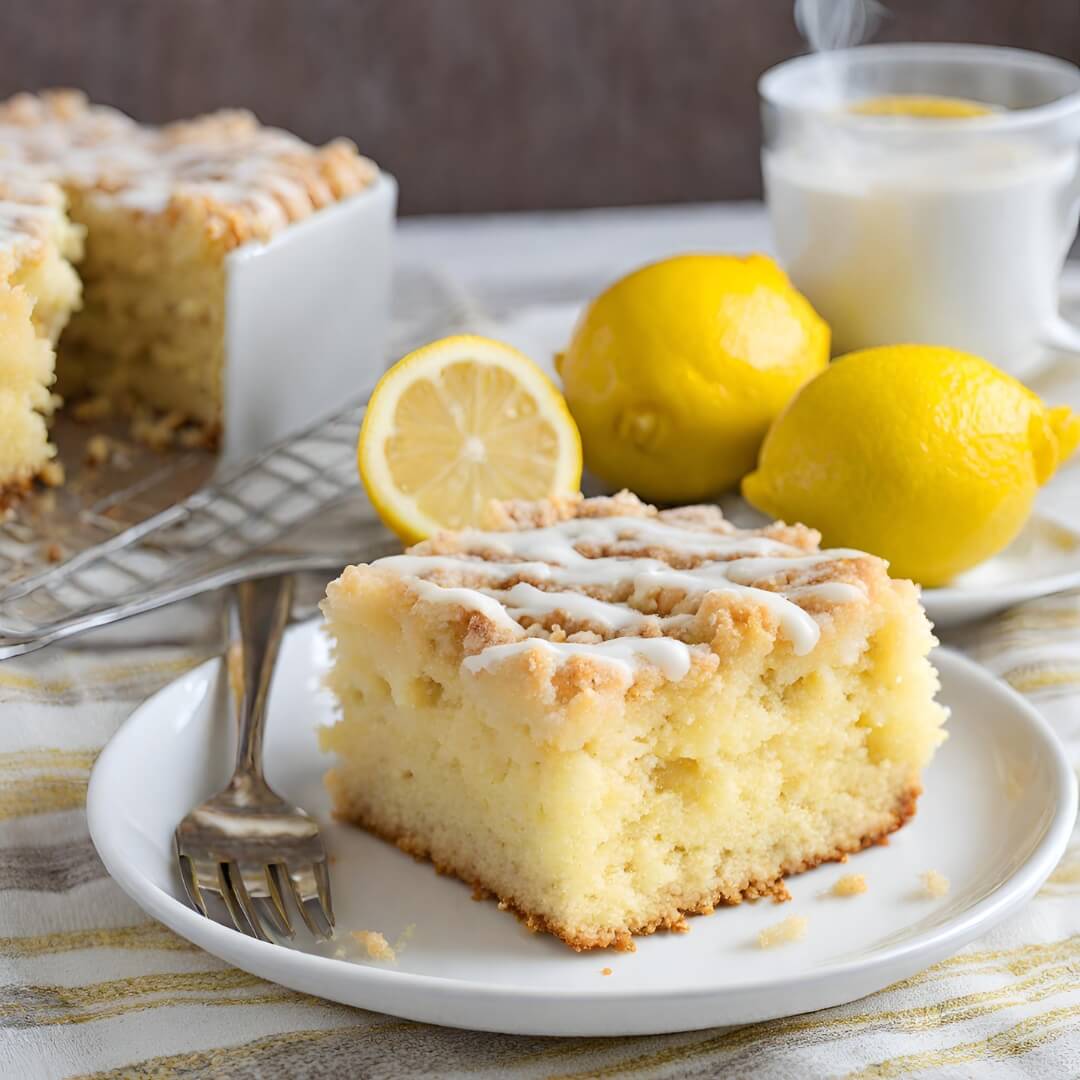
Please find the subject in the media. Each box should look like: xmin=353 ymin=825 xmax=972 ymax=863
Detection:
xmin=328 ymin=770 xmax=921 ymax=951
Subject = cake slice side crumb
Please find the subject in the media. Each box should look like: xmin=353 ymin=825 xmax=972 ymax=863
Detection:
xmin=831 ymin=873 xmax=868 ymax=897
xmin=921 ymin=870 xmax=950 ymax=898
xmin=758 ymin=915 xmax=808 ymax=949
xmin=351 ymin=930 xmax=396 ymax=962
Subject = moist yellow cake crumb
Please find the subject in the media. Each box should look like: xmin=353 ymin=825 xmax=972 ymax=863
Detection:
xmin=0 ymin=88 xmax=379 ymax=496
xmin=84 ymin=433 xmax=112 ymax=466
xmin=321 ymin=492 xmax=947 ymax=951
xmin=921 ymin=870 xmax=950 ymax=898
xmin=38 ymin=460 xmax=64 ymax=487
xmin=758 ymin=915 xmax=808 ymax=949
xmin=832 ymin=873 xmax=868 ymax=897
xmin=601 ymin=967 xmax=613 ymax=976
xmin=350 ymin=930 xmax=396 ymax=962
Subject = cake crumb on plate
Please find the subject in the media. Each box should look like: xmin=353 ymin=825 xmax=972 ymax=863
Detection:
xmin=601 ymin=967 xmax=613 ymax=976
xmin=921 ymin=870 xmax=950 ymax=898
xmin=351 ymin=930 xmax=396 ymax=962
xmin=832 ymin=873 xmax=868 ymax=897
xmin=758 ymin=915 xmax=808 ymax=949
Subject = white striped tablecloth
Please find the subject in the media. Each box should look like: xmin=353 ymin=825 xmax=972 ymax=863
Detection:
xmin=2 ymin=206 xmax=1080 ymax=1078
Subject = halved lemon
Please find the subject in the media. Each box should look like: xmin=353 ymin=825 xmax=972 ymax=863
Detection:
xmin=358 ymin=335 xmax=583 ymax=543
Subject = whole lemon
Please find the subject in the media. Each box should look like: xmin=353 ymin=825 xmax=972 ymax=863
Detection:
xmin=742 ymin=345 xmax=1080 ymax=586
xmin=557 ymin=254 xmax=829 ymax=502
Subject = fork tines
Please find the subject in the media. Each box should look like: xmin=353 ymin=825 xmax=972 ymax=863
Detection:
xmin=177 ymin=850 xmax=334 ymax=943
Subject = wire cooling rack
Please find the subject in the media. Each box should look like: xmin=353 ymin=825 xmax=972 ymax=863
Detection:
xmin=0 ymin=264 xmax=481 ymax=658
xmin=0 ymin=401 xmax=393 ymax=658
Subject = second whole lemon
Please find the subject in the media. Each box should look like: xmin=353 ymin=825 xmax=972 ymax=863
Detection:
xmin=742 ymin=345 xmax=1080 ymax=587
xmin=557 ymin=254 xmax=829 ymax=503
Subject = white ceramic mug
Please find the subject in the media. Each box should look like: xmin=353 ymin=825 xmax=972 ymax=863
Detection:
xmin=759 ymin=44 xmax=1080 ymax=374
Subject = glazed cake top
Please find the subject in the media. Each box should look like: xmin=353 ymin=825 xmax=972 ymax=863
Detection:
xmin=358 ymin=491 xmax=891 ymax=686
xmin=0 ymin=90 xmax=378 ymax=247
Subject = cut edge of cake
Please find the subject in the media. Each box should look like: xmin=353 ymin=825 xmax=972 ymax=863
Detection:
xmin=0 ymin=88 xmax=381 ymax=495
xmin=0 ymin=170 xmax=84 ymax=504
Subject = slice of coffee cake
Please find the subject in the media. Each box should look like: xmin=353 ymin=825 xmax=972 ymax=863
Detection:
xmin=320 ymin=491 xmax=947 ymax=950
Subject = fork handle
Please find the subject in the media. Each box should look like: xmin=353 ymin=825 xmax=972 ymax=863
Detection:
xmin=230 ymin=573 xmax=295 ymax=782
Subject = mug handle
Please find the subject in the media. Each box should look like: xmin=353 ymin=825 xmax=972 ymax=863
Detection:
xmin=1041 ymin=315 xmax=1080 ymax=356
xmin=1046 ymin=169 xmax=1080 ymax=355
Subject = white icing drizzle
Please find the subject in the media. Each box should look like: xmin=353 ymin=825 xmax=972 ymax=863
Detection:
xmin=462 ymin=637 xmax=697 ymax=683
xmin=375 ymin=515 xmax=872 ymax=683
xmin=407 ymin=578 xmax=520 ymax=632
xmin=0 ymin=92 xmax=375 ymax=246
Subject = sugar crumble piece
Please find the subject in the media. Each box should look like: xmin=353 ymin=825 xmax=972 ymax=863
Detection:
xmin=131 ymin=409 xmax=186 ymax=451
xmin=920 ymin=870 xmax=950 ymax=898
xmin=832 ymin=873 xmax=868 ymax=897
xmin=178 ymin=424 xmax=213 ymax=450
xmin=84 ymin=434 xmax=113 ymax=466
xmin=351 ymin=930 xmax=396 ymax=962
xmin=39 ymin=460 xmax=65 ymax=487
xmin=601 ymin=967 xmax=613 ymax=976
xmin=758 ymin=915 xmax=808 ymax=949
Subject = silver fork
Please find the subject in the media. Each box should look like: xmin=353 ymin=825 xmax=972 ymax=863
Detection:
xmin=174 ymin=573 xmax=334 ymax=942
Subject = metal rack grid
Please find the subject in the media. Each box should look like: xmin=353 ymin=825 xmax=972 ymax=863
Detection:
xmin=0 ymin=400 xmax=388 ymax=658
xmin=0 ymin=265 xmax=481 ymax=659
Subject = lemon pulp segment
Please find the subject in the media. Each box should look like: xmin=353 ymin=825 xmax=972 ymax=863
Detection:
xmin=359 ymin=335 xmax=582 ymax=543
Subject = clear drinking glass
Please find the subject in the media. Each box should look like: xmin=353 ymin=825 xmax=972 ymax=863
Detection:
xmin=759 ymin=44 xmax=1080 ymax=373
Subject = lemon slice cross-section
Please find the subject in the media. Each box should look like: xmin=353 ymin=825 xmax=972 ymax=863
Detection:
xmin=359 ymin=335 xmax=583 ymax=543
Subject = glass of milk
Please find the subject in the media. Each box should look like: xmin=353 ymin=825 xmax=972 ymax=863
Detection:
xmin=760 ymin=44 xmax=1080 ymax=374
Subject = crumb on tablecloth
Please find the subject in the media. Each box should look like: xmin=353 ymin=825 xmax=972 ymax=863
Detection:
xmin=43 ymin=541 xmax=63 ymax=563
xmin=758 ymin=915 xmax=808 ymax=949
xmin=832 ymin=873 xmax=868 ymax=897
xmin=921 ymin=870 xmax=950 ymax=898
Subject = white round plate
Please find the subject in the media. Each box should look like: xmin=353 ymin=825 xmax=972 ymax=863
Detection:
xmin=87 ymin=622 xmax=1076 ymax=1037
xmin=920 ymin=514 xmax=1080 ymax=629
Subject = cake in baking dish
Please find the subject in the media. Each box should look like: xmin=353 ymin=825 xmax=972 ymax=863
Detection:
xmin=0 ymin=88 xmax=377 ymax=502
xmin=320 ymin=491 xmax=947 ymax=951
xmin=0 ymin=166 xmax=83 ymax=497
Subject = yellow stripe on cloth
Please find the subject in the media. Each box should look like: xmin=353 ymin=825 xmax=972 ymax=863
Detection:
xmin=0 ymin=774 xmax=88 ymax=819
xmin=4 ymin=969 xmax=331 ymax=1028
xmin=1003 ymin=665 xmax=1080 ymax=695
xmin=79 ymin=1023 xmax=415 ymax=1080
xmin=540 ymin=942 xmax=1080 ymax=1078
xmin=0 ymin=653 xmax=214 ymax=704
xmin=441 ymin=937 xmax=1080 ymax=1077
xmin=0 ymin=748 xmax=98 ymax=772
xmin=842 ymin=1004 xmax=1080 ymax=1078
xmin=0 ymin=923 xmax=197 ymax=957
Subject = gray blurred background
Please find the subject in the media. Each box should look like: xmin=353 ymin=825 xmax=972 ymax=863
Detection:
xmin=3 ymin=0 xmax=1078 ymax=215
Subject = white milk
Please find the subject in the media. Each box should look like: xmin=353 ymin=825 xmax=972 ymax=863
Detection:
xmin=764 ymin=133 xmax=1080 ymax=367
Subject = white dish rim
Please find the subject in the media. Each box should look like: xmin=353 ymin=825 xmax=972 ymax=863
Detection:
xmin=87 ymin=640 xmax=1077 ymax=1021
